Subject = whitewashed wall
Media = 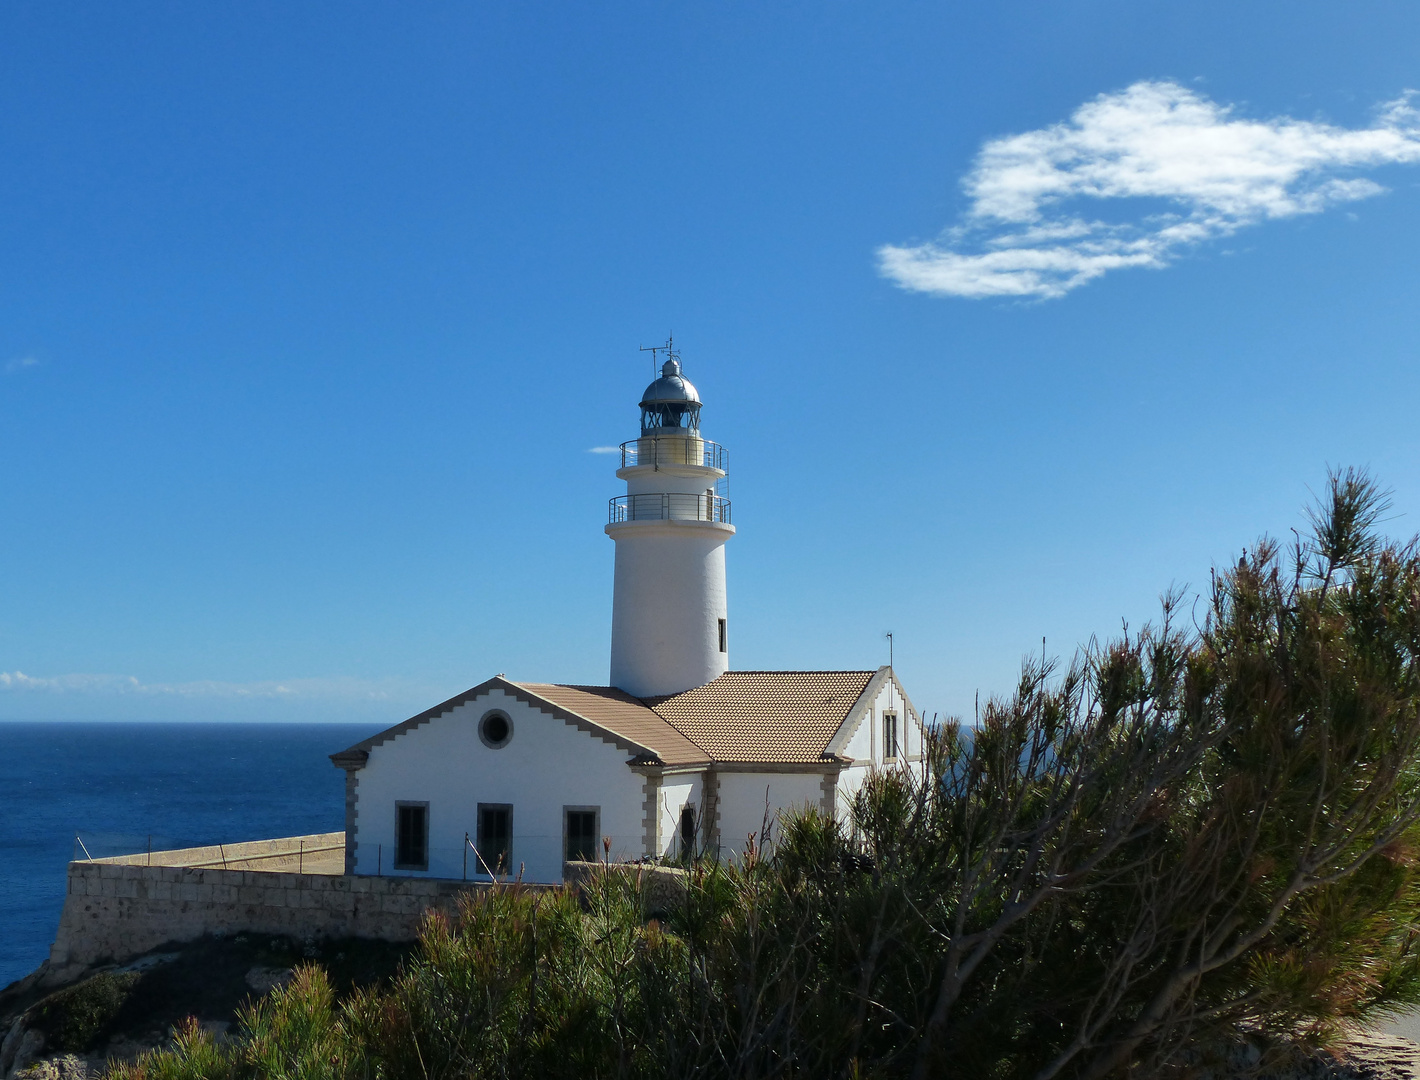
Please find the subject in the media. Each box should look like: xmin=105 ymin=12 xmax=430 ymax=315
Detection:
xmin=608 ymin=522 xmax=731 ymax=698
xmin=835 ymin=677 xmax=928 ymax=823
xmin=352 ymin=688 xmax=646 ymax=883
xmin=716 ymin=772 xmax=824 ymax=856
xmin=656 ymin=774 xmax=704 ymax=858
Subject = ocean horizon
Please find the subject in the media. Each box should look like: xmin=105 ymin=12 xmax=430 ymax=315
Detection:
xmin=0 ymin=720 xmax=383 ymax=989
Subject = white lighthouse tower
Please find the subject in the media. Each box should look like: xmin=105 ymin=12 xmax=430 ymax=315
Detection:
xmin=607 ymin=346 xmax=734 ymax=698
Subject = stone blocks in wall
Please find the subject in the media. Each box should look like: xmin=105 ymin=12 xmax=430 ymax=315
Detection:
xmin=563 ymin=860 xmax=689 ymax=913
xmin=47 ymin=862 xmax=498 ymax=971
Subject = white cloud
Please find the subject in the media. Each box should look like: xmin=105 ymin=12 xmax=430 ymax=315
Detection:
xmin=878 ymin=81 xmax=1420 ymax=299
xmin=5 ymin=356 xmax=41 ymax=373
xmin=587 ymin=446 xmax=621 ymax=454
xmin=0 ymin=670 xmax=398 ymax=702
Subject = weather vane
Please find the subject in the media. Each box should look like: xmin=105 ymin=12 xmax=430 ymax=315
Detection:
xmin=640 ymin=334 xmax=680 ymax=376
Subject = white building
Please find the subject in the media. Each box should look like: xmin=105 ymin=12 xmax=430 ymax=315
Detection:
xmin=332 ymin=350 xmax=925 ymax=882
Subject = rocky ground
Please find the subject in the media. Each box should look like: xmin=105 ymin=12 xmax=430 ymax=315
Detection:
xmin=1236 ymin=1033 xmax=1420 ymax=1079
xmin=0 ymin=934 xmax=411 ymax=1080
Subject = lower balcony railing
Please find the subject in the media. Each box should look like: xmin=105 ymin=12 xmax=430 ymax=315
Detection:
xmin=609 ymin=493 xmax=732 ymax=524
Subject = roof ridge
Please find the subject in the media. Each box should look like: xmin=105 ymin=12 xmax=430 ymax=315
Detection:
xmin=720 ymin=669 xmax=880 ymax=674
xmin=514 ymin=680 xmax=715 ymax=765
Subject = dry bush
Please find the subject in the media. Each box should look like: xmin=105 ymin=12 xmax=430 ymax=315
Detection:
xmin=106 ymin=471 xmax=1420 ymax=1080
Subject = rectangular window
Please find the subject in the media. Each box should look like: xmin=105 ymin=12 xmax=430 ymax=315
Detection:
xmin=395 ymin=802 xmax=429 ymax=871
xmin=477 ymin=803 xmax=513 ymax=875
xmin=718 ymin=618 xmax=727 ymax=653
xmin=883 ymin=713 xmax=899 ymax=761
xmin=680 ymin=806 xmax=697 ymax=856
xmin=564 ymin=807 xmax=599 ymax=863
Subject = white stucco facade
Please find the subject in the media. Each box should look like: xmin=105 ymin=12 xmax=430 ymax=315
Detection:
xmin=349 ymin=688 xmax=648 ymax=883
xmin=716 ymin=771 xmax=827 ymax=856
xmin=831 ymin=674 xmax=929 ymax=824
xmin=338 ymin=668 xmax=927 ymax=882
xmin=655 ymin=773 xmax=706 ymax=858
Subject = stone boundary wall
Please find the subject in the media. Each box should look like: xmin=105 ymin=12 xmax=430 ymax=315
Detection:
xmin=563 ymin=860 xmax=688 ymax=912
xmin=49 ymin=861 xmax=490 ymax=974
xmin=46 ymin=840 xmax=693 ymax=978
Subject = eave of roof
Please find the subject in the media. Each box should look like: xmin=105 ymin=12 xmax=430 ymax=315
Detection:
xmin=333 ymin=668 xmax=906 ymax=771
xmin=330 ymin=675 xmax=711 ymax=770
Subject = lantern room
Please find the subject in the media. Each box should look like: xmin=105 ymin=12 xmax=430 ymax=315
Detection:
xmin=639 ymin=359 xmax=701 ymax=434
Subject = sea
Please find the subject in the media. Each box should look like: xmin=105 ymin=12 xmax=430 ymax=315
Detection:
xmin=0 ymin=721 xmax=383 ymax=990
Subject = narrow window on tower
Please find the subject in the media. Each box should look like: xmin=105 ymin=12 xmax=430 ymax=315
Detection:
xmin=883 ymin=713 xmax=899 ymax=761
xmin=394 ymin=802 xmax=429 ymax=871
xmin=718 ymin=618 xmax=727 ymax=653
xmin=476 ymin=803 xmax=513 ymax=876
xmin=564 ymin=807 xmax=599 ymax=863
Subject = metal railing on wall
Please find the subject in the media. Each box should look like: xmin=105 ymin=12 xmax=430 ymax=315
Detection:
xmin=70 ymin=832 xmax=342 ymax=873
xmin=608 ymin=492 xmax=732 ymax=525
xmin=619 ymin=438 xmax=728 ymax=471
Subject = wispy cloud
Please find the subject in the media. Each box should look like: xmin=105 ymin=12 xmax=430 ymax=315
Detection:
xmin=878 ymin=81 xmax=1420 ymax=300
xmin=0 ymin=670 xmax=399 ymax=702
xmin=587 ymin=446 xmax=621 ymax=454
xmin=5 ymin=356 xmax=41 ymax=374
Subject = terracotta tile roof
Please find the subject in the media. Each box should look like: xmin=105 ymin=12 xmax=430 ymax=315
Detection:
xmin=334 ymin=670 xmax=885 ymax=772
xmin=644 ymin=670 xmax=878 ymax=764
xmin=515 ymin=682 xmax=712 ymax=768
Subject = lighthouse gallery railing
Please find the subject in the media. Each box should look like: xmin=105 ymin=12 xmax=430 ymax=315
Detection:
xmin=609 ymin=493 xmax=732 ymax=524
xmin=619 ymin=439 xmax=728 ymax=471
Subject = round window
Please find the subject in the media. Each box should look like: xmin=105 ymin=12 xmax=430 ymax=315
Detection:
xmin=479 ymin=710 xmax=513 ymax=749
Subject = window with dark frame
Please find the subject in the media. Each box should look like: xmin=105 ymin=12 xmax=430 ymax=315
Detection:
xmin=565 ymin=808 xmax=598 ymax=863
xmin=718 ymin=618 xmax=727 ymax=653
xmin=883 ymin=712 xmax=899 ymax=760
xmin=679 ymin=806 xmax=696 ymax=856
xmin=477 ymin=803 xmax=512 ymax=875
xmin=479 ymin=709 xmax=512 ymax=749
xmin=395 ymin=803 xmax=428 ymax=870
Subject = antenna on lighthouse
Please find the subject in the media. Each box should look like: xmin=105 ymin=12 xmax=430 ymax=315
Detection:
xmin=640 ymin=334 xmax=679 ymax=377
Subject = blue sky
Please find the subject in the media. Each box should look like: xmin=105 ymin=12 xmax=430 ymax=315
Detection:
xmin=3 ymin=2 xmax=1420 ymax=724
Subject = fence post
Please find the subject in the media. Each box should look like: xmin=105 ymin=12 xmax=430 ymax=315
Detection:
xmin=463 ymin=832 xmax=469 ymax=881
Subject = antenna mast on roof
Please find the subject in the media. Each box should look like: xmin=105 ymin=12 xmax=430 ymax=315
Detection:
xmin=640 ymin=334 xmax=679 ymax=377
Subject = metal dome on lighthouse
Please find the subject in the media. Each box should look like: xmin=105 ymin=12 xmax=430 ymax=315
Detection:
xmin=639 ymin=357 xmax=701 ymax=433
xmin=607 ymin=340 xmax=734 ymax=698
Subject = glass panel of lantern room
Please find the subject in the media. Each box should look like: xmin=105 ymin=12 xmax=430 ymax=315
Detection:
xmin=641 ymin=402 xmax=701 ymax=432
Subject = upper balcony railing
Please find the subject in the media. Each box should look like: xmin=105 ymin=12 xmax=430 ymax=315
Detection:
xmin=609 ymin=493 xmax=732 ymax=525
xmin=619 ymin=438 xmax=727 ymax=471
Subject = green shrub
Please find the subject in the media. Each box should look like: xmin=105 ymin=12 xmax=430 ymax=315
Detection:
xmin=106 ymin=470 xmax=1420 ymax=1079
xmin=30 ymin=970 xmax=140 ymax=1053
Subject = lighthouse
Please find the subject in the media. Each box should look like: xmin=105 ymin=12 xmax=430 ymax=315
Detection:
xmin=333 ymin=342 xmax=926 ymax=885
xmin=606 ymin=349 xmax=734 ymax=698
